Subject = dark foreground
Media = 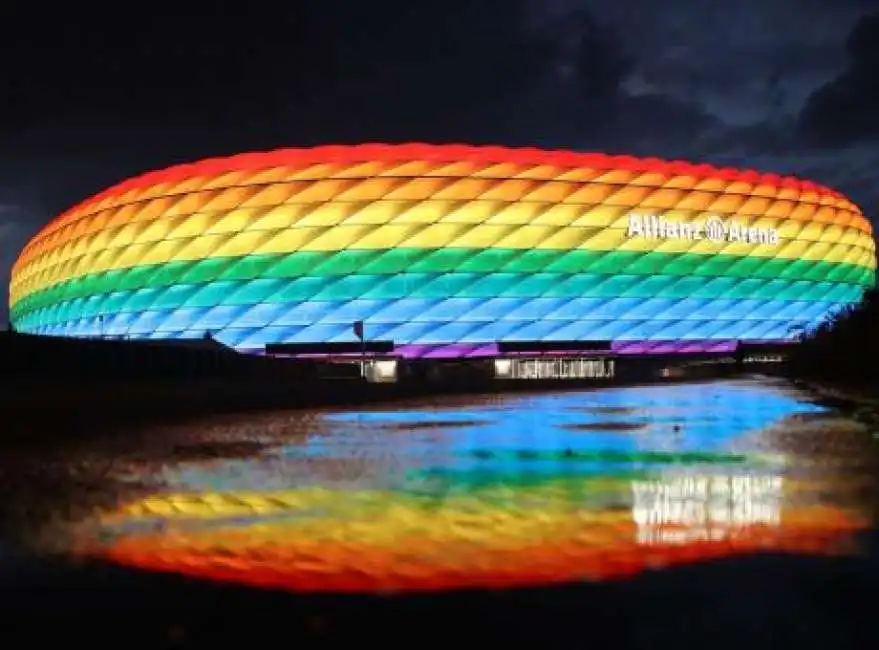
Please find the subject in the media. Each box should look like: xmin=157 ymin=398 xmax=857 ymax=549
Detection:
xmin=3 ymin=377 xmax=878 ymax=648
xmin=3 ymin=547 xmax=879 ymax=648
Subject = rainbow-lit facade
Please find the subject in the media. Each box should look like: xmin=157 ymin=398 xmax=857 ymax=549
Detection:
xmin=9 ymin=144 xmax=876 ymax=357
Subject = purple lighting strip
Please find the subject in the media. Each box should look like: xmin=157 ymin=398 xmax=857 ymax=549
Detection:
xmin=255 ymin=339 xmax=797 ymax=359
xmin=611 ymin=340 xmax=738 ymax=355
xmin=394 ymin=340 xmax=793 ymax=358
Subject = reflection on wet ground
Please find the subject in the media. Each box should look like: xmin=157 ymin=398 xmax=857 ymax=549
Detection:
xmin=30 ymin=377 xmax=871 ymax=595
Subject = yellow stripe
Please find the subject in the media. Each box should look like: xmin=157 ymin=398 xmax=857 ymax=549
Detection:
xmin=10 ymin=227 xmax=876 ymax=303
xmin=17 ymin=216 xmax=877 ymax=263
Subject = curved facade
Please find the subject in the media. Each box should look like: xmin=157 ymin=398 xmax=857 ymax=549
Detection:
xmin=9 ymin=143 xmax=876 ymax=357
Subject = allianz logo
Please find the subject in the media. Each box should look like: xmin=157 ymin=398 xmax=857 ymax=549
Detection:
xmin=626 ymin=213 xmax=781 ymax=246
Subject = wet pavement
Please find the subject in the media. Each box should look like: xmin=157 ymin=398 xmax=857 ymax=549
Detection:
xmin=2 ymin=376 xmax=879 ymax=646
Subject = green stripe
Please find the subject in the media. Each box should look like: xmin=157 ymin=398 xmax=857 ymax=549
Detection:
xmin=405 ymin=448 xmax=778 ymax=492
xmin=11 ymin=247 xmax=875 ymax=321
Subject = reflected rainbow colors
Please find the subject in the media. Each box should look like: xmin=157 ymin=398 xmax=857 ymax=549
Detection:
xmin=82 ymin=380 xmax=870 ymax=593
xmin=9 ymin=143 xmax=876 ymax=356
xmin=93 ymin=462 xmax=864 ymax=593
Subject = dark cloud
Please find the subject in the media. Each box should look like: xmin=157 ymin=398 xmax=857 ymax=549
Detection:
xmin=533 ymin=0 xmax=869 ymax=125
xmin=799 ymin=13 xmax=879 ymax=144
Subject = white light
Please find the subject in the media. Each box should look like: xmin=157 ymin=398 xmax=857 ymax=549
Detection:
xmin=373 ymin=360 xmax=397 ymax=378
xmin=494 ymin=359 xmax=512 ymax=377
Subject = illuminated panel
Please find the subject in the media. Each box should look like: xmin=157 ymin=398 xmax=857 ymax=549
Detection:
xmin=9 ymin=144 xmax=876 ymax=356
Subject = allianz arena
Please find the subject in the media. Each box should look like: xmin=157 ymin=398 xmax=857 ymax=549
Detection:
xmin=8 ymin=143 xmax=876 ymax=358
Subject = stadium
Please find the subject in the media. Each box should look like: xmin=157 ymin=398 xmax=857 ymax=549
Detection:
xmin=8 ymin=143 xmax=876 ymax=381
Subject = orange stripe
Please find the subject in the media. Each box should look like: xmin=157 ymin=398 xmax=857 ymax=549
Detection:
xmin=18 ymin=143 xmax=868 ymax=253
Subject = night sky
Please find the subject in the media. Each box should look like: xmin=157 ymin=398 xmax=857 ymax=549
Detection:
xmin=2 ymin=0 xmax=878 ymax=324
